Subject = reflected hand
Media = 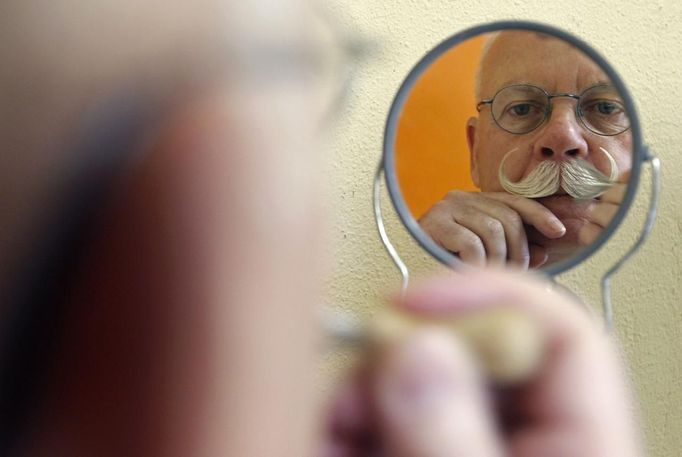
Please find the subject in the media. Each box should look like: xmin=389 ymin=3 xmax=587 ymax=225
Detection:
xmin=323 ymin=270 xmax=642 ymax=457
xmin=579 ymin=174 xmax=629 ymax=246
xmin=418 ymin=191 xmax=566 ymax=269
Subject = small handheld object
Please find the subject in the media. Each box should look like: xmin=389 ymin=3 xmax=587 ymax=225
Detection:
xmin=328 ymin=307 xmax=546 ymax=385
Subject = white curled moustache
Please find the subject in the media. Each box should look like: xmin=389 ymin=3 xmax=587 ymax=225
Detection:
xmin=498 ymin=147 xmax=619 ymax=200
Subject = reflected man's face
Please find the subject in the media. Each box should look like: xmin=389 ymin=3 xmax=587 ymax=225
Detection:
xmin=467 ymin=31 xmax=632 ymax=260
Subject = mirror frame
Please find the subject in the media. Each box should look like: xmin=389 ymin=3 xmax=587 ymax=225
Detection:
xmin=383 ymin=20 xmax=644 ymax=276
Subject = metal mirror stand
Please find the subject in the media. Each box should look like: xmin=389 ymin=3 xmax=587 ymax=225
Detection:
xmin=600 ymin=150 xmax=661 ymax=330
xmin=373 ymin=153 xmax=661 ymax=331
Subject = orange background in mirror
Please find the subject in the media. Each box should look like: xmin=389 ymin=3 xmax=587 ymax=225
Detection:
xmin=396 ymin=35 xmax=487 ymax=219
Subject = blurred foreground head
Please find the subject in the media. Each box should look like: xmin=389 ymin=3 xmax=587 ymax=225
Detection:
xmin=0 ymin=0 xmax=328 ymax=272
xmin=1 ymin=1 xmax=328 ymax=456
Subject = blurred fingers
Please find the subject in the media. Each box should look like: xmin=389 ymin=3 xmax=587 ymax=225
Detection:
xmin=374 ymin=329 xmax=504 ymax=457
xmin=395 ymin=270 xmax=642 ymax=457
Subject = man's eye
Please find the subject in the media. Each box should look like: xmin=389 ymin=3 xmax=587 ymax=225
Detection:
xmin=597 ymin=101 xmax=618 ymax=114
xmin=585 ymin=100 xmax=622 ymax=115
xmin=508 ymin=103 xmax=539 ymax=116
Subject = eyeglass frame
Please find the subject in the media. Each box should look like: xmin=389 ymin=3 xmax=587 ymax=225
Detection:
xmin=475 ymin=83 xmax=631 ymax=137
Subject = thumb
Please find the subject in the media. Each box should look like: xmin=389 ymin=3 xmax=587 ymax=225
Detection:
xmin=529 ymin=243 xmax=548 ymax=269
xmin=373 ymin=329 xmax=504 ymax=457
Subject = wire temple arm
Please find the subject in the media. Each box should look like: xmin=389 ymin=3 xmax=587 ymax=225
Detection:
xmin=373 ymin=163 xmax=409 ymax=297
xmin=601 ymin=155 xmax=661 ymax=331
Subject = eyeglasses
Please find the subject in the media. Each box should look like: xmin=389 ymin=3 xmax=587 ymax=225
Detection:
xmin=229 ymin=9 xmax=376 ymax=128
xmin=476 ymin=84 xmax=630 ymax=136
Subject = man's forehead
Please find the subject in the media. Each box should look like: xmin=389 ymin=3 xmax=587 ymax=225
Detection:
xmin=479 ymin=31 xmax=610 ymax=96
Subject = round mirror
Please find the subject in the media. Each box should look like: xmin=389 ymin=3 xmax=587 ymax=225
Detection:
xmin=383 ymin=22 xmax=644 ymax=275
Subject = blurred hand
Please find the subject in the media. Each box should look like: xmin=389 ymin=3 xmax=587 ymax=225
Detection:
xmin=323 ymin=269 xmax=642 ymax=457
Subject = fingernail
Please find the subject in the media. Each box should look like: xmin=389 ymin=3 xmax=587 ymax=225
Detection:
xmin=549 ymin=218 xmax=566 ymax=235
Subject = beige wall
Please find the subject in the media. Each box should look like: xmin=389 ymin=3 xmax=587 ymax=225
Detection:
xmin=323 ymin=1 xmax=682 ymax=456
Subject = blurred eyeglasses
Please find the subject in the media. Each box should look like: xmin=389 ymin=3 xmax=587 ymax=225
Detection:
xmin=227 ymin=9 xmax=377 ymax=127
xmin=476 ymin=84 xmax=630 ymax=136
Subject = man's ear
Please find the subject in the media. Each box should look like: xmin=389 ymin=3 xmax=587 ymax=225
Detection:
xmin=466 ymin=117 xmax=480 ymax=187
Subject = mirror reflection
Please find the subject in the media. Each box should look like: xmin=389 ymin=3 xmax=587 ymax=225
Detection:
xmin=395 ymin=30 xmax=633 ymax=269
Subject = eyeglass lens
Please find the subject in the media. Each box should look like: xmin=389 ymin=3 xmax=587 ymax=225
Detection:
xmin=490 ymin=85 xmax=629 ymax=135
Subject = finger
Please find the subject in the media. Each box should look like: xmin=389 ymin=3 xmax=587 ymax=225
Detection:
xmin=448 ymin=206 xmax=508 ymax=267
xmin=485 ymin=193 xmax=566 ymax=239
xmin=396 ymin=270 xmax=642 ymax=457
xmin=464 ymin=197 xmax=530 ymax=268
xmin=528 ymin=244 xmax=548 ymax=269
xmin=319 ymin=440 xmax=363 ymax=457
xmin=322 ymin=368 xmax=381 ymax=457
xmin=448 ymin=227 xmax=486 ymax=268
xmin=326 ymin=375 xmax=373 ymax=444
xmin=510 ymin=428 xmax=593 ymax=457
xmin=438 ymin=191 xmax=528 ymax=267
xmin=374 ymin=329 xmax=504 ymax=457
xmin=423 ymin=216 xmax=486 ymax=268
xmin=397 ymin=270 xmax=592 ymax=335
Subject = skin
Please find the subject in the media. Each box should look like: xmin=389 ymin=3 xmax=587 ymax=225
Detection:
xmin=324 ymin=270 xmax=643 ymax=457
xmin=3 ymin=9 xmax=641 ymax=457
xmin=4 ymin=1 xmax=322 ymax=456
xmin=419 ymin=31 xmax=633 ymax=268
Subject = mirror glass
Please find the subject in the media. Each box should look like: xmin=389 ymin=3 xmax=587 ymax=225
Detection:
xmin=385 ymin=25 xmax=642 ymax=273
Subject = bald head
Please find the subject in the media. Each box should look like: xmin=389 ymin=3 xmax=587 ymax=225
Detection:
xmin=474 ymin=31 xmax=600 ymax=101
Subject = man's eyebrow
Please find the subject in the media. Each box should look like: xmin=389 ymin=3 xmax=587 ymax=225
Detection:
xmin=481 ymin=79 xmax=539 ymax=98
xmin=577 ymin=79 xmax=615 ymax=92
xmin=487 ymin=80 xmax=617 ymax=94
xmin=497 ymin=79 xmax=536 ymax=89
xmin=585 ymin=79 xmax=613 ymax=88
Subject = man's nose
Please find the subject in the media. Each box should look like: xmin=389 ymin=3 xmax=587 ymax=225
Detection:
xmin=532 ymin=102 xmax=588 ymax=162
